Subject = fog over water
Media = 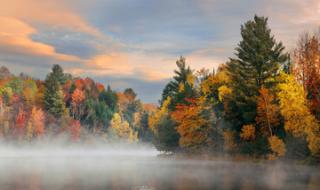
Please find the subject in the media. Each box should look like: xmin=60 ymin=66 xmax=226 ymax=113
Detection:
xmin=0 ymin=144 xmax=319 ymax=190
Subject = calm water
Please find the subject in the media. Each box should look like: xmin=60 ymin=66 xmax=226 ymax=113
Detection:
xmin=0 ymin=146 xmax=319 ymax=190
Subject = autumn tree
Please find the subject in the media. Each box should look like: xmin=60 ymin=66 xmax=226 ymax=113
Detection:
xmin=108 ymin=113 xmax=138 ymax=142
xmin=240 ymin=125 xmax=256 ymax=141
xmin=256 ymin=87 xmax=280 ymax=136
xmin=149 ymin=97 xmax=179 ymax=152
xmin=26 ymin=107 xmax=45 ymax=140
xmin=268 ymin=135 xmax=286 ymax=159
xmin=277 ymin=73 xmax=320 ymax=156
xmin=22 ymin=79 xmax=38 ymax=108
xmin=71 ymin=88 xmax=85 ymax=120
xmin=294 ymin=33 xmax=320 ymax=119
xmin=171 ymin=98 xmax=212 ymax=150
xmin=200 ymin=64 xmax=230 ymax=118
xmin=31 ymin=107 xmax=45 ymax=137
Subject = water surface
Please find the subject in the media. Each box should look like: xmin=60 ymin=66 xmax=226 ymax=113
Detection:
xmin=0 ymin=146 xmax=319 ymax=190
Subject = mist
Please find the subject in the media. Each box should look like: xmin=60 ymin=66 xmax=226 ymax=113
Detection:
xmin=0 ymin=142 xmax=319 ymax=190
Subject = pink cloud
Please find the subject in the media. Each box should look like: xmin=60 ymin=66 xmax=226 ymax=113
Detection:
xmin=0 ymin=17 xmax=82 ymax=62
xmin=0 ymin=0 xmax=102 ymax=37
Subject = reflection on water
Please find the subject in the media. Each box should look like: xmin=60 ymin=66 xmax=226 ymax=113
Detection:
xmin=0 ymin=147 xmax=319 ymax=190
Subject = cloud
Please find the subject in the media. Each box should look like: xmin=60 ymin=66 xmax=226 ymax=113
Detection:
xmin=0 ymin=17 xmax=82 ymax=63
xmin=0 ymin=0 xmax=102 ymax=37
xmin=66 ymin=51 xmax=175 ymax=81
xmin=1 ymin=0 xmax=320 ymax=103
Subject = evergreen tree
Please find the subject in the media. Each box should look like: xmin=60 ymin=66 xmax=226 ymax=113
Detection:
xmin=226 ymin=15 xmax=288 ymax=126
xmin=44 ymin=65 xmax=65 ymax=117
xmin=160 ymin=56 xmax=196 ymax=110
xmin=99 ymin=86 xmax=118 ymax=113
xmin=51 ymin=64 xmax=66 ymax=85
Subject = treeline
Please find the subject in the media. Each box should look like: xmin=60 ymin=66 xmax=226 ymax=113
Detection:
xmin=0 ymin=65 xmax=155 ymax=143
xmin=149 ymin=15 xmax=320 ymax=161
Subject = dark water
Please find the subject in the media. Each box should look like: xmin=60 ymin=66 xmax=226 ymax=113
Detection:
xmin=0 ymin=147 xmax=319 ymax=190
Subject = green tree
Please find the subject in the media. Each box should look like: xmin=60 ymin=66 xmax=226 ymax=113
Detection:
xmin=161 ymin=56 xmax=197 ymax=110
xmin=226 ymin=15 xmax=288 ymax=126
xmin=44 ymin=65 xmax=65 ymax=117
xmin=50 ymin=64 xmax=67 ymax=85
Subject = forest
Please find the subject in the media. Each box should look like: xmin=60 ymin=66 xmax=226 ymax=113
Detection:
xmin=1 ymin=15 xmax=320 ymax=162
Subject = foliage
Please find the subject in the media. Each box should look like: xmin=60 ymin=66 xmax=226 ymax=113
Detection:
xmin=109 ymin=113 xmax=138 ymax=142
xmin=277 ymin=73 xmax=320 ymax=156
xmin=268 ymin=135 xmax=286 ymax=157
xmin=226 ymin=15 xmax=288 ymax=126
xmin=294 ymin=33 xmax=320 ymax=119
xmin=240 ymin=125 xmax=256 ymax=141
xmin=149 ymin=97 xmax=179 ymax=152
xmin=172 ymin=98 xmax=211 ymax=149
xmin=161 ymin=56 xmax=197 ymax=110
xmin=71 ymin=88 xmax=85 ymax=119
xmin=256 ymin=87 xmax=280 ymax=136
xmin=44 ymin=67 xmax=65 ymax=117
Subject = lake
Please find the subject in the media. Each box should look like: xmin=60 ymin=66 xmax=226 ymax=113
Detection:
xmin=0 ymin=146 xmax=319 ymax=190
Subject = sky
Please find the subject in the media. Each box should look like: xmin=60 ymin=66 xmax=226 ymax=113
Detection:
xmin=0 ymin=0 xmax=319 ymax=103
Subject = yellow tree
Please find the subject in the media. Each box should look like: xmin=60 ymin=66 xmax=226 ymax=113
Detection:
xmin=277 ymin=73 xmax=320 ymax=156
xmin=109 ymin=113 xmax=138 ymax=142
xmin=148 ymin=97 xmax=171 ymax=134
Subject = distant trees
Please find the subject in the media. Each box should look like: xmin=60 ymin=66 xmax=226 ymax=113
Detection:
xmin=71 ymin=88 xmax=85 ymax=119
xmin=0 ymin=64 xmax=153 ymax=143
xmin=108 ymin=113 xmax=138 ymax=142
xmin=26 ymin=107 xmax=45 ymax=140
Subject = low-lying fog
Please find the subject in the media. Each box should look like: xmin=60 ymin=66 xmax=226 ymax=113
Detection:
xmin=0 ymin=143 xmax=319 ymax=190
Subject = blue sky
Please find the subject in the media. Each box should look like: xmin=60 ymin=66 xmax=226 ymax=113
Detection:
xmin=0 ymin=0 xmax=319 ymax=103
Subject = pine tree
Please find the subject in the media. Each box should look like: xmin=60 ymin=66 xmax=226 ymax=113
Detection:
xmin=226 ymin=15 xmax=288 ymax=126
xmin=51 ymin=64 xmax=66 ymax=85
xmin=160 ymin=56 xmax=196 ymax=110
xmin=44 ymin=65 xmax=65 ymax=118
